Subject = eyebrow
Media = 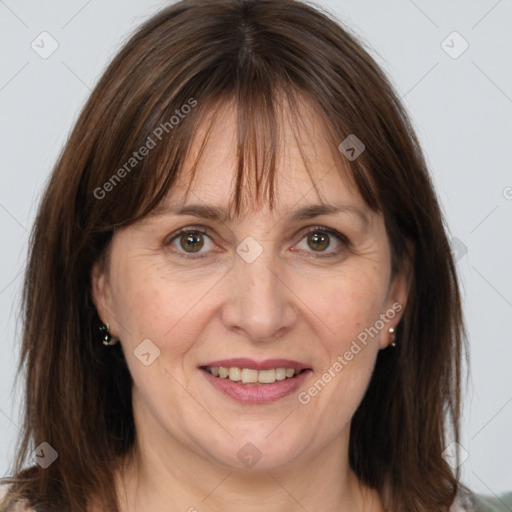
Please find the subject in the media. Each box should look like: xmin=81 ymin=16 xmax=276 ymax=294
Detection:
xmin=150 ymin=202 xmax=371 ymax=229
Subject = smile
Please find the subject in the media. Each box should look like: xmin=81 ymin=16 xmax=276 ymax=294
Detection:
xmin=203 ymin=366 xmax=306 ymax=384
xmin=200 ymin=366 xmax=312 ymax=403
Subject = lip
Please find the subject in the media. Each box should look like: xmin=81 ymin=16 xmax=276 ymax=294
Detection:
xmin=199 ymin=358 xmax=311 ymax=371
xmin=200 ymin=367 xmax=312 ymax=404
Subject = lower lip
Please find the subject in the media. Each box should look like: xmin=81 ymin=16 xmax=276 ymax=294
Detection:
xmin=200 ymin=368 xmax=312 ymax=404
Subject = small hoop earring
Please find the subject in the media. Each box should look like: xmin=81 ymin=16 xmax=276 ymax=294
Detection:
xmin=99 ymin=323 xmax=116 ymax=346
xmin=388 ymin=327 xmax=396 ymax=347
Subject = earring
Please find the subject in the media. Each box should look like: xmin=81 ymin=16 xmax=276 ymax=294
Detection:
xmin=99 ymin=323 xmax=116 ymax=346
xmin=388 ymin=327 xmax=396 ymax=347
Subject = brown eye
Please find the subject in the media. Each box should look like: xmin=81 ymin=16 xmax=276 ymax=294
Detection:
xmin=165 ymin=227 xmax=214 ymax=258
xmin=295 ymin=227 xmax=349 ymax=258
xmin=179 ymin=231 xmax=205 ymax=252
xmin=307 ymin=231 xmax=330 ymax=252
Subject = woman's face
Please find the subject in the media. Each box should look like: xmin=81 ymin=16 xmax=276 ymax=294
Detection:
xmin=92 ymin=100 xmax=409 ymax=473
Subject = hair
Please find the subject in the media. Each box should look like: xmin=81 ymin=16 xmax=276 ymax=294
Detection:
xmin=3 ymin=0 xmax=472 ymax=510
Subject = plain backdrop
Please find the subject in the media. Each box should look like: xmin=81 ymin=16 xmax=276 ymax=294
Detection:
xmin=1 ymin=0 xmax=511 ymax=498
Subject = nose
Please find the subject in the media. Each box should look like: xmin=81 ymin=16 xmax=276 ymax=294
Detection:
xmin=220 ymin=249 xmax=298 ymax=342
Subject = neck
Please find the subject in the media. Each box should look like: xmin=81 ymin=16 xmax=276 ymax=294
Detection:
xmin=114 ymin=418 xmax=383 ymax=512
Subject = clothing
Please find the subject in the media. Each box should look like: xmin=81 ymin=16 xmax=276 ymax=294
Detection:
xmin=470 ymin=492 xmax=512 ymax=512
xmin=1 ymin=480 xmax=511 ymax=511
xmin=455 ymin=486 xmax=512 ymax=512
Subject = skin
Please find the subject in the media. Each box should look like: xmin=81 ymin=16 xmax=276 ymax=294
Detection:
xmin=92 ymin=99 xmax=410 ymax=512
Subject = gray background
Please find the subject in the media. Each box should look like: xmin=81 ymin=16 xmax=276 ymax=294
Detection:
xmin=1 ymin=0 xmax=511 ymax=497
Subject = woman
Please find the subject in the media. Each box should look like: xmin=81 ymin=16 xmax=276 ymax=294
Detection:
xmin=1 ymin=0 xmax=509 ymax=510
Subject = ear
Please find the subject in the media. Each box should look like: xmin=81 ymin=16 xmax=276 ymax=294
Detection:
xmin=379 ymin=241 xmax=414 ymax=349
xmin=91 ymin=258 xmax=119 ymax=341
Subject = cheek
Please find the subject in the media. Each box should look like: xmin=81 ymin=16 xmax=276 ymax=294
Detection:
xmin=301 ymin=265 xmax=389 ymax=343
xmin=317 ymin=268 xmax=389 ymax=402
xmin=109 ymin=261 xmax=207 ymax=409
xmin=292 ymin=263 xmax=388 ymax=409
xmin=109 ymin=255 xmax=220 ymax=361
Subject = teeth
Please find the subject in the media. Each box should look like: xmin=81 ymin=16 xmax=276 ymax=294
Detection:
xmin=275 ymin=368 xmax=287 ymax=381
xmin=206 ymin=366 xmax=305 ymax=384
xmin=241 ymin=368 xmax=258 ymax=384
xmin=229 ymin=367 xmax=241 ymax=381
xmin=258 ymin=369 xmax=276 ymax=383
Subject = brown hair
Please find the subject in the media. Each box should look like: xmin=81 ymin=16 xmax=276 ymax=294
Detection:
xmin=4 ymin=0 xmax=470 ymax=510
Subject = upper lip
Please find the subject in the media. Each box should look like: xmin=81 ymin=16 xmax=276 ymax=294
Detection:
xmin=200 ymin=358 xmax=312 ymax=371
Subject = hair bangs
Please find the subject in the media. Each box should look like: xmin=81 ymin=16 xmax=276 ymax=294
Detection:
xmin=113 ymin=84 xmax=380 ymax=233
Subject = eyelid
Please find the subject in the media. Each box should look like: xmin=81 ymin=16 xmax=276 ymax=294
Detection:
xmin=164 ymin=225 xmax=215 ymax=260
xmin=164 ymin=225 xmax=211 ymax=245
xmin=292 ymin=224 xmax=350 ymax=258
xmin=294 ymin=224 xmax=350 ymax=244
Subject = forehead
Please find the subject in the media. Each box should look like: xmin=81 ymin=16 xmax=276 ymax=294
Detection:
xmin=165 ymin=96 xmax=363 ymax=217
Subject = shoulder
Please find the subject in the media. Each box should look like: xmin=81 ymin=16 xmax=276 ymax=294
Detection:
xmin=472 ymin=492 xmax=512 ymax=512
xmin=0 ymin=481 xmax=36 ymax=512
xmin=451 ymin=486 xmax=512 ymax=512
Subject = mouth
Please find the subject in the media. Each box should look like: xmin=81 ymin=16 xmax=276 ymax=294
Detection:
xmin=200 ymin=366 xmax=309 ymax=385
xmin=199 ymin=361 xmax=313 ymax=404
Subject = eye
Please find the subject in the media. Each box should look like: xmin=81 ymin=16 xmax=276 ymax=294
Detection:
xmin=165 ymin=225 xmax=350 ymax=260
xmin=165 ymin=227 xmax=215 ymax=259
xmin=293 ymin=226 xmax=349 ymax=258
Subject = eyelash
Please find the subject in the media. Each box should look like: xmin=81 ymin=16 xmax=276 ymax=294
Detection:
xmin=165 ymin=225 xmax=350 ymax=260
